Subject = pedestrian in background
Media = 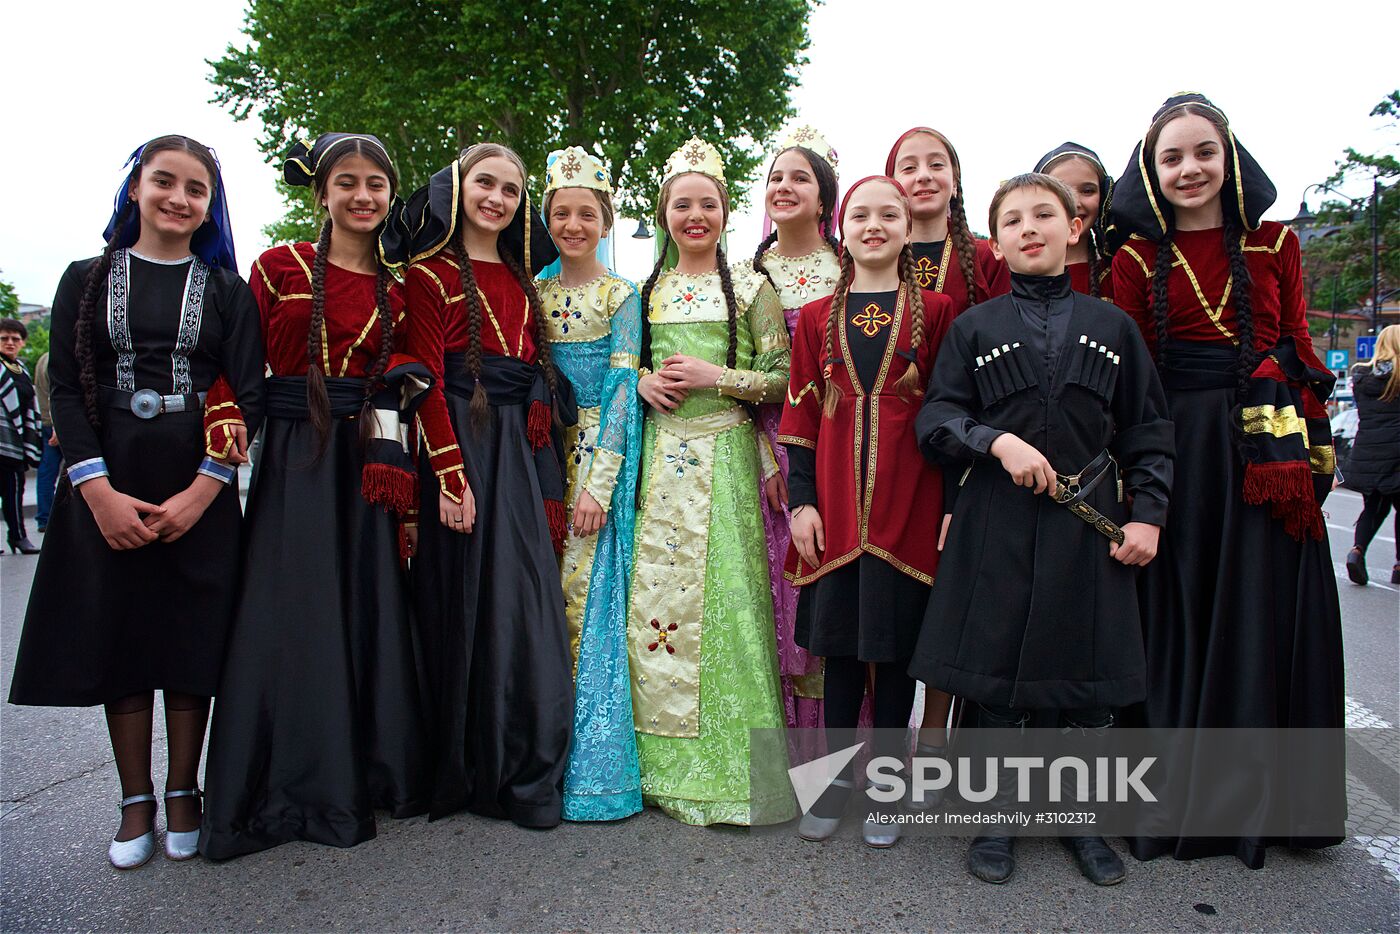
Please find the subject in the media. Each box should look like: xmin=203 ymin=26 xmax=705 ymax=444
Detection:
xmin=33 ymin=350 xmax=62 ymax=533
xmin=0 ymin=318 xmax=42 ymax=553
xmin=1344 ymin=324 xmax=1400 ymax=585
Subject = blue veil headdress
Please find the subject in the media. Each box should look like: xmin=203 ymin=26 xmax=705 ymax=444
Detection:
xmin=102 ymin=138 xmax=238 ymax=271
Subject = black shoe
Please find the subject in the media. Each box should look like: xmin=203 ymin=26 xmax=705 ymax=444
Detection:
xmin=7 ymin=537 xmax=39 ymax=555
xmin=36 ymin=524 xmax=46 ymax=534
xmin=968 ymin=835 xmax=1015 ymax=883
xmin=1061 ymin=835 xmax=1126 ymax=886
xmin=1391 ymin=564 xmax=1400 ymax=586
xmin=1346 ymin=548 xmax=1368 ymax=585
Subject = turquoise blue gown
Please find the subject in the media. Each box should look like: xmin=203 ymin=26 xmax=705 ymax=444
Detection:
xmin=537 ymin=272 xmax=644 ymax=821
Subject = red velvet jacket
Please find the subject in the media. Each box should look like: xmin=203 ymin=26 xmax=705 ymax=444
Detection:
xmin=779 ymin=286 xmax=956 ymax=586
xmin=203 ymin=242 xmax=406 ymax=456
xmin=399 ymin=252 xmax=537 ymax=502
xmin=1111 ymin=222 xmax=1323 ymax=369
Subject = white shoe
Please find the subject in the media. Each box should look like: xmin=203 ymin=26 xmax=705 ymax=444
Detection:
xmin=162 ymin=788 xmax=202 ymax=861
xmin=108 ymin=794 xmax=157 ymax=869
xmin=862 ymin=780 xmax=902 ymax=848
xmin=797 ymin=778 xmax=855 ymax=842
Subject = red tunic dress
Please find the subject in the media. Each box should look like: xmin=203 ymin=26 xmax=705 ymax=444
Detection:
xmin=779 ymin=287 xmax=956 ymax=586
xmin=911 ymin=238 xmax=1010 ymax=314
xmin=399 ymin=253 xmax=537 ymax=502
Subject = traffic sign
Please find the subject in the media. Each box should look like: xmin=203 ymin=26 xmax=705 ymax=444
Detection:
xmin=1357 ymin=335 xmax=1377 ymax=360
xmin=1326 ymin=349 xmax=1350 ymax=370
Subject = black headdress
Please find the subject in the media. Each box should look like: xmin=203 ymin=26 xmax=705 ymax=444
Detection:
xmin=390 ymin=154 xmax=558 ymax=274
xmin=1035 ymin=141 xmax=1113 ymax=253
xmin=283 ymin=133 xmax=411 ymax=268
xmin=1106 ymin=93 xmax=1276 ymax=252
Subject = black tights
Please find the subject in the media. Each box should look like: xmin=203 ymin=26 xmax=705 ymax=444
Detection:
xmin=105 ymin=691 xmax=211 ymax=839
xmin=824 ymin=656 xmax=917 ymax=776
xmin=1354 ymin=492 xmax=1400 ymax=562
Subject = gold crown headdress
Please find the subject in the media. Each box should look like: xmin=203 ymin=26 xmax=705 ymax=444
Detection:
xmin=543 ymin=146 xmax=612 ymax=195
xmin=661 ymin=136 xmax=726 ymax=188
xmin=778 ymin=124 xmax=838 ymax=173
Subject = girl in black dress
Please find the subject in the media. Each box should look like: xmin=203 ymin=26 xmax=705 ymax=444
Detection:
xmin=8 ymin=136 xmax=264 ymax=868
xmin=200 ymin=134 xmax=432 ymax=859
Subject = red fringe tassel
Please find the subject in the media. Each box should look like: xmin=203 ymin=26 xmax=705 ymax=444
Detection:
xmin=1243 ymin=462 xmax=1324 ymax=542
xmin=527 ymin=400 xmax=552 ymax=451
xmin=545 ymin=498 xmax=567 ymax=555
xmin=361 ymin=463 xmax=418 ymax=516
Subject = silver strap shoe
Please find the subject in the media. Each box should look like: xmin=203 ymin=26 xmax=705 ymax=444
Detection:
xmin=108 ymin=793 xmax=157 ymax=869
xmin=162 ymin=788 xmax=202 ymax=861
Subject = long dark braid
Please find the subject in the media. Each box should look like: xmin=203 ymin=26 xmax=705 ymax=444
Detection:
xmin=305 ymin=218 xmax=335 ymax=455
xmin=1223 ymin=221 xmax=1259 ymax=404
xmin=454 ymin=229 xmax=490 ymax=430
xmin=752 ymin=230 xmax=779 ymax=288
xmin=946 ymin=196 xmax=978 ymax=302
xmin=821 ymin=249 xmax=854 ymax=419
xmin=1149 ymin=229 xmax=1175 ymax=373
xmin=1086 ymin=231 xmax=1103 ymax=300
xmin=893 ymin=243 xmax=927 ymax=398
xmin=357 ymin=263 xmax=396 ymax=448
xmin=74 ymin=202 xmax=132 ymax=430
xmin=638 ymin=233 xmax=670 ymax=372
xmin=715 ymin=245 xmax=740 ymax=369
xmin=498 ymin=246 xmax=561 ymax=413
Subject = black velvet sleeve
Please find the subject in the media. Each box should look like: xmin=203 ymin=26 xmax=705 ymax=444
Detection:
xmin=215 ymin=271 xmax=267 ymax=442
xmin=47 ymin=259 xmax=104 ymax=468
xmin=784 ymin=442 xmax=817 ymax=509
xmin=1108 ymin=318 xmax=1174 ymax=526
xmin=916 ymin=321 xmax=1005 ymax=466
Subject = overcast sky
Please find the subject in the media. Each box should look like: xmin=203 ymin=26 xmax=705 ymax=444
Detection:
xmin=4 ymin=1 xmax=1397 ymax=306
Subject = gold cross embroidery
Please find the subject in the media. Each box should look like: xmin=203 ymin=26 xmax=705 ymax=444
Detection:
xmin=852 ymin=302 xmax=892 ymax=337
xmin=561 ymin=151 xmax=582 ymax=179
xmin=912 ymin=255 xmax=938 ymax=288
xmin=683 ymin=142 xmax=706 ymax=165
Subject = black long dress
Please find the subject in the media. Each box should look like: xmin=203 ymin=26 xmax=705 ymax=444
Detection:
xmin=199 ymin=247 xmax=430 ymax=859
xmin=9 ymin=250 xmax=264 ymax=706
xmin=908 ymin=273 xmax=1174 ymax=710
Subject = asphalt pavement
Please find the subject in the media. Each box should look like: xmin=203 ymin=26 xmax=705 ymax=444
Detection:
xmin=1 ymin=480 xmax=1397 ymax=932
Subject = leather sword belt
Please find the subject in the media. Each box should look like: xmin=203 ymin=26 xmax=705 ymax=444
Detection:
xmin=1051 ymin=449 xmax=1126 ymax=545
xmin=100 ymin=387 xmax=208 ymax=420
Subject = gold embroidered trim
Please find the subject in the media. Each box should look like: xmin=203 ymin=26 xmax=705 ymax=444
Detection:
xmin=1170 ymin=239 xmax=1238 ymax=344
xmin=1120 ymin=243 xmax=1151 ymax=278
xmin=340 ymin=309 xmax=380 ymax=377
xmin=254 ymin=259 xmax=281 ymax=299
xmin=787 ymin=380 xmax=818 ymax=408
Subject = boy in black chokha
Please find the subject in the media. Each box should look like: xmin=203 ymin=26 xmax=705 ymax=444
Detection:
xmin=908 ymin=173 xmax=1173 ymax=886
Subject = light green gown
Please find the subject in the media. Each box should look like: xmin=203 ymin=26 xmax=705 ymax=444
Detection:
xmin=628 ymin=266 xmax=797 ymax=825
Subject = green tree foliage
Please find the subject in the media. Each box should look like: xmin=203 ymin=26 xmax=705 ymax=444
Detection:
xmin=0 ymin=275 xmax=18 ymax=318
xmin=211 ymin=0 xmax=815 ymax=240
xmin=1304 ymin=91 xmax=1399 ymax=318
xmin=19 ymin=320 xmax=49 ymax=372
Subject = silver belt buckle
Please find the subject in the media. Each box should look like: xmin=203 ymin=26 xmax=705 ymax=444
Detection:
xmin=130 ymin=389 xmax=163 ymax=419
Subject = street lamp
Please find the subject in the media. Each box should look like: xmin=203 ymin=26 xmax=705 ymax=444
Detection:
xmin=631 ymin=218 xmax=651 ymax=240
